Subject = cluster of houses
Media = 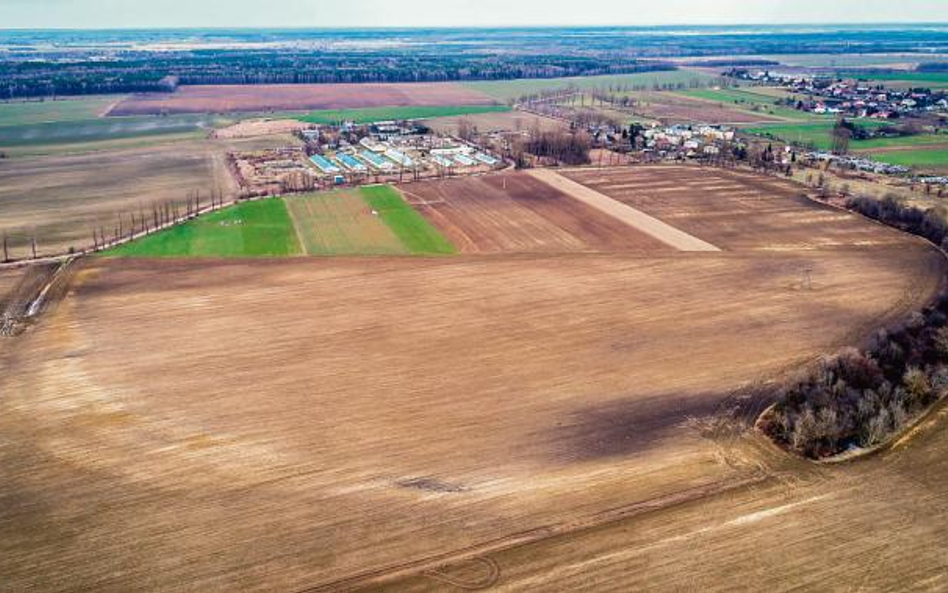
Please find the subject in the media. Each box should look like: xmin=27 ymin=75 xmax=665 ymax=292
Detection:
xmin=725 ymin=69 xmax=948 ymax=119
xmin=802 ymin=151 xmax=911 ymax=176
xmin=638 ymin=124 xmax=736 ymax=158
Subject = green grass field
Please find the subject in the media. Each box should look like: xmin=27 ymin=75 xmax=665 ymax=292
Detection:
xmin=0 ymin=114 xmax=234 ymax=149
xmin=872 ymin=148 xmax=948 ymax=170
xmin=360 ymin=185 xmax=455 ymax=254
xmin=839 ymin=71 xmax=948 ymax=86
xmin=741 ymin=120 xmax=899 ymax=150
xmin=464 ymin=70 xmax=716 ymax=102
xmin=678 ymin=87 xmax=816 ymax=121
xmin=0 ymin=96 xmax=122 ymax=127
xmin=285 ymin=190 xmax=409 ymax=255
xmin=106 ymin=199 xmax=302 ymax=257
xmin=106 ymin=187 xmax=455 ymax=257
xmin=298 ymin=105 xmax=509 ymax=125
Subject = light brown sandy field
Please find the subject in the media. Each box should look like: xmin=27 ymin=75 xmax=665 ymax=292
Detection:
xmin=0 ymin=140 xmax=236 ymax=257
xmin=1 ymin=166 xmax=945 ymax=591
xmin=211 ymin=118 xmax=312 ymax=139
xmin=424 ymin=110 xmax=569 ymax=135
xmin=110 ymin=83 xmax=497 ymax=116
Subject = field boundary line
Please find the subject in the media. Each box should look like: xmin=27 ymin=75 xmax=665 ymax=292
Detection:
xmin=527 ymin=168 xmax=721 ymax=252
xmin=283 ymin=196 xmax=312 ymax=256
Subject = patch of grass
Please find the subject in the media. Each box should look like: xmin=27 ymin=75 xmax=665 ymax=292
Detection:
xmin=839 ymin=71 xmax=948 ymax=86
xmin=105 ymin=199 xmax=301 ymax=257
xmin=742 ymin=120 xmax=894 ymax=150
xmin=298 ymin=105 xmax=509 ymax=125
xmin=285 ymin=191 xmax=409 ymax=255
xmin=359 ymin=185 xmax=455 ymax=254
xmin=464 ymin=71 xmax=715 ymax=102
xmin=0 ymin=96 xmax=122 ymax=127
xmin=0 ymin=114 xmax=234 ymax=149
xmin=871 ymin=148 xmax=948 ymax=169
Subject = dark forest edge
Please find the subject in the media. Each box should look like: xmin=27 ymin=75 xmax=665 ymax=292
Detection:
xmin=0 ymin=55 xmax=674 ymax=99
xmin=759 ymin=193 xmax=948 ymax=460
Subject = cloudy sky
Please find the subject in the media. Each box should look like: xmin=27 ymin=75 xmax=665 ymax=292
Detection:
xmin=2 ymin=0 xmax=948 ymax=29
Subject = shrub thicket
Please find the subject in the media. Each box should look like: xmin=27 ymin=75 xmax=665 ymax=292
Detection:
xmin=762 ymin=194 xmax=948 ymax=458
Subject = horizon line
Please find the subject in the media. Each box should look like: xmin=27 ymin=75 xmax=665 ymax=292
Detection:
xmin=4 ymin=21 xmax=948 ymax=33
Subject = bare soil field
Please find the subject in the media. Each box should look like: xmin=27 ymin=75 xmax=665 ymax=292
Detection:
xmin=399 ymin=172 xmax=669 ymax=253
xmin=0 ymin=140 xmax=236 ymax=257
xmin=109 ymin=83 xmax=497 ymax=116
xmin=424 ymin=110 xmax=568 ymax=135
xmin=380 ymin=411 xmax=948 ymax=592
xmin=0 ymin=240 xmax=942 ymax=591
xmin=2 ymin=166 xmax=946 ymax=591
xmin=211 ymin=118 xmax=313 ymax=139
xmin=563 ymin=165 xmax=913 ymax=251
xmin=628 ymin=92 xmax=782 ymax=124
xmin=527 ymin=169 xmax=720 ymax=252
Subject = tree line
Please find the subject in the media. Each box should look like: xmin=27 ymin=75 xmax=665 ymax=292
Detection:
xmin=1 ymin=51 xmax=675 ymax=99
xmin=761 ymin=194 xmax=948 ymax=458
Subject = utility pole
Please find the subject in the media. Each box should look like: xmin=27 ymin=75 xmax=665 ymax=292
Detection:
xmin=31 ymin=237 xmax=36 ymax=259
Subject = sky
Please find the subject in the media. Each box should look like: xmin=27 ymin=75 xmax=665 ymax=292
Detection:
xmin=3 ymin=0 xmax=948 ymax=29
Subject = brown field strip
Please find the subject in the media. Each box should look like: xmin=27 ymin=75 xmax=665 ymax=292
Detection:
xmin=528 ymin=169 xmax=721 ymax=252
xmin=400 ymin=172 xmax=669 ymax=253
xmin=562 ymin=165 xmax=913 ymax=251
xmin=109 ymin=83 xmax=497 ymax=116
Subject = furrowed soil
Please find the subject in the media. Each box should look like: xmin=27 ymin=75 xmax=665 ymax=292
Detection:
xmin=562 ymin=165 xmax=911 ymax=251
xmin=0 ymin=140 xmax=237 ymax=257
xmin=109 ymin=83 xmax=498 ymax=116
xmin=399 ymin=172 xmax=669 ymax=253
xmin=1 ymin=166 xmax=945 ymax=591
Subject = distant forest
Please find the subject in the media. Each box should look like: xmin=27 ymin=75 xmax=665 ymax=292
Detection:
xmin=0 ymin=53 xmax=673 ymax=99
xmin=5 ymin=25 xmax=948 ymax=99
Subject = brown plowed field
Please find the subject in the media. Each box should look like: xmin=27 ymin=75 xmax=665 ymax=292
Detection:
xmin=563 ymin=165 xmax=911 ymax=251
xmin=2 ymin=166 xmax=947 ymax=591
xmin=398 ymin=172 xmax=670 ymax=253
xmin=109 ymin=83 xmax=497 ymax=116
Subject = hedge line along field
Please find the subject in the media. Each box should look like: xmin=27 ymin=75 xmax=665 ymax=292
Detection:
xmin=0 ymin=140 xmax=237 ymax=257
xmin=107 ymin=186 xmax=455 ymax=257
xmin=106 ymin=199 xmax=302 ymax=257
xmin=298 ymin=104 xmax=510 ymax=125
